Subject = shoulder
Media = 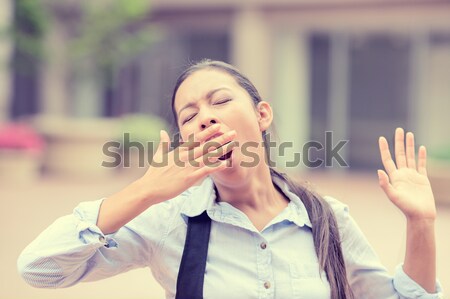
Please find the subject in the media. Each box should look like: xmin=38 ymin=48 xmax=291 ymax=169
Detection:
xmin=121 ymin=184 xmax=201 ymax=238
xmin=135 ymin=185 xmax=198 ymax=224
xmin=322 ymin=195 xmax=349 ymax=215
xmin=322 ymin=195 xmax=351 ymax=233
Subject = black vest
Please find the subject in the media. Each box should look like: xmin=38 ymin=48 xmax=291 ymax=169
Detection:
xmin=175 ymin=211 xmax=211 ymax=299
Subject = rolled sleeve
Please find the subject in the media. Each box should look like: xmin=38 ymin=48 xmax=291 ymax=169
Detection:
xmin=73 ymin=198 xmax=118 ymax=248
xmin=18 ymin=197 xmax=147 ymax=288
xmin=394 ymin=264 xmax=444 ymax=299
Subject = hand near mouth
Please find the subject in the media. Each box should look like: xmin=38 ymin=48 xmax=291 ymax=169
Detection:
xmin=137 ymin=124 xmax=238 ymax=205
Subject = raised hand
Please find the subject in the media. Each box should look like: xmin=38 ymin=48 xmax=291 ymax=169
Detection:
xmin=138 ymin=124 xmax=238 ymax=204
xmin=377 ymin=128 xmax=436 ymax=221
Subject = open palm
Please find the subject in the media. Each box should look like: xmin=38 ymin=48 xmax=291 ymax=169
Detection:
xmin=378 ymin=128 xmax=436 ymax=221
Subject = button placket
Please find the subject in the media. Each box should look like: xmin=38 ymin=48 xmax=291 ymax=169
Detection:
xmin=260 ymin=242 xmax=267 ymax=250
xmin=256 ymin=236 xmax=273 ymax=298
xmin=258 ymin=239 xmax=270 ymax=265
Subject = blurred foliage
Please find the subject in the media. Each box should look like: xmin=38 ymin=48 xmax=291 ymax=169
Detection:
xmin=429 ymin=146 xmax=450 ymax=161
xmin=119 ymin=113 xmax=168 ymax=146
xmin=12 ymin=0 xmax=48 ymax=59
xmin=4 ymin=0 xmax=156 ymax=74
xmin=67 ymin=0 xmax=156 ymax=72
xmin=0 ymin=0 xmax=49 ymax=74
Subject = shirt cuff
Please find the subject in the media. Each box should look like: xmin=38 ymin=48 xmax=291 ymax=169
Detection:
xmin=393 ymin=263 xmax=444 ymax=299
xmin=73 ymin=198 xmax=118 ymax=249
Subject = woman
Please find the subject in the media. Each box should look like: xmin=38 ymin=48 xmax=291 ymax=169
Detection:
xmin=18 ymin=60 xmax=444 ymax=299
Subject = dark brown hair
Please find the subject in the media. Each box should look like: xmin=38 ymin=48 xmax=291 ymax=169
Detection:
xmin=170 ymin=59 xmax=354 ymax=299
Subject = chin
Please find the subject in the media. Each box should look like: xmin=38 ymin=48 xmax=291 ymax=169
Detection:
xmin=214 ymin=160 xmax=256 ymax=186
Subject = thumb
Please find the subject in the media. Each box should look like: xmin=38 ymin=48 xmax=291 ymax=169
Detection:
xmin=377 ymin=169 xmax=397 ymax=202
xmin=155 ymin=130 xmax=171 ymax=155
xmin=160 ymin=130 xmax=171 ymax=154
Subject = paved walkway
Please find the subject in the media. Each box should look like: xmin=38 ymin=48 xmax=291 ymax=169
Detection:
xmin=1 ymin=171 xmax=448 ymax=298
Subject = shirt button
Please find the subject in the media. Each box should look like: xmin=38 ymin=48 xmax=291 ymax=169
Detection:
xmin=99 ymin=236 xmax=106 ymax=243
xmin=260 ymin=242 xmax=267 ymax=250
xmin=264 ymin=281 xmax=271 ymax=289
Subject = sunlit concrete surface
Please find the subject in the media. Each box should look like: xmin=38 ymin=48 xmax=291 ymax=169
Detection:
xmin=1 ymin=171 xmax=448 ymax=298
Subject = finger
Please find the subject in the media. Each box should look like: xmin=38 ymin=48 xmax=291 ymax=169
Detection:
xmin=405 ymin=132 xmax=416 ymax=169
xmin=150 ymin=130 xmax=171 ymax=165
xmin=418 ymin=145 xmax=428 ymax=176
xmin=160 ymin=130 xmax=171 ymax=153
xmin=189 ymin=130 xmax=237 ymax=160
xmin=180 ymin=124 xmax=220 ymax=150
xmin=378 ymin=136 xmax=397 ymax=175
xmin=188 ymin=160 xmax=228 ymax=181
xmin=377 ymin=169 xmax=398 ymax=202
xmin=203 ymin=140 xmax=238 ymax=162
xmin=154 ymin=130 xmax=171 ymax=157
xmin=188 ymin=140 xmax=238 ymax=168
xmin=394 ymin=127 xmax=407 ymax=168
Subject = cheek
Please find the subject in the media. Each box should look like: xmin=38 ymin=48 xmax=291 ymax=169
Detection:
xmin=180 ymin=129 xmax=193 ymax=143
xmin=178 ymin=119 xmax=201 ymax=141
xmin=227 ymin=103 xmax=255 ymax=123
xmin=228 ymin=112 xmax=262 ymax=140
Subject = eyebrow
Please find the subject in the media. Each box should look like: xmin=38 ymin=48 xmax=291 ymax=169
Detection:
xmin=177 ymin=87 xmax=231 ymax=117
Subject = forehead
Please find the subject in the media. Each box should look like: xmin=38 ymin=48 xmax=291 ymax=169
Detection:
xmin=174 ymin=69 xmax=240 ymax=112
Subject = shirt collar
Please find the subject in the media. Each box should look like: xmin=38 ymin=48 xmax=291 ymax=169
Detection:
xmin=180 ymin=176 xmax=216 ymax=218
xmin=179 ymin=175 xmax=312 ymax=228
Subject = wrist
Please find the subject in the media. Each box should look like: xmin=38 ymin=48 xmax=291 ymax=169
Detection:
xmin=406 ymin=216 xmax=435 ymax=229
xmin=129 ymin=178 xmax=158 ymax=207
xmin=404 ymin=207 xmax=436 ymax=225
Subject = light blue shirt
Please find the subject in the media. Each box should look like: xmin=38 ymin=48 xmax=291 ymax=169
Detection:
xmin=17 ymin=175 xmax=444 ymax=299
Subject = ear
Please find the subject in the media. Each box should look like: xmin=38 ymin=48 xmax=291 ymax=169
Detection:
xmin=256 ymin=101 xmax=273 ymax=133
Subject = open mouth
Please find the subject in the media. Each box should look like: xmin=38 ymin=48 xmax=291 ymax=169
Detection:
xmin=218 ymin=149 xmax=233 ymax=161
xmin=206 ymin=132 xmax=234 ymax=161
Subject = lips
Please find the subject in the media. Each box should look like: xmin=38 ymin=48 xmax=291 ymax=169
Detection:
xmin=218 ymin=150 xmax=233 ymax=161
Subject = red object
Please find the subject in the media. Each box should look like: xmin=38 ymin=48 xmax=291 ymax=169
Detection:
xmin=0 ymin=123 xmax=44 ymax=154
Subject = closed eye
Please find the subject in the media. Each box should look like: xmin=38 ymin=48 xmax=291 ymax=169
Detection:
xmin=182 ymin=113 xmax=197 ymax=125
xmin=181 ymin=99 xmax=231 ymax=125
xmin=214 ymin=98 xmax=231 ymax=105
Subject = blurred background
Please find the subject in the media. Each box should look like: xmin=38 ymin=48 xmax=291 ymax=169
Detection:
xmin=0 ymin=0 xmax=449 ymax=298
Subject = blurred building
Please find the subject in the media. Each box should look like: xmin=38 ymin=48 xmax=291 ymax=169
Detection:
xmin=1 ymin=0 xmax=450 ymax=171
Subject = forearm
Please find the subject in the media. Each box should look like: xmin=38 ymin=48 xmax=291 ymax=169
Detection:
xmin=19 ymin=190 xmax=155 ymax=288
xmin=97 ymin=179 xmax=156 ymax=235
xmin=403 ymin=218 xmax=436 ymax=293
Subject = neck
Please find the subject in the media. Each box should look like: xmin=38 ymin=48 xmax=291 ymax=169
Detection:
xmin=212 ymin=166 xmax=289 ymax=213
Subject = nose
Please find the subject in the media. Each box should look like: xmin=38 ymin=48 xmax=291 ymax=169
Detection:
xmin=200 ymin=118 xmax=219 ymax=130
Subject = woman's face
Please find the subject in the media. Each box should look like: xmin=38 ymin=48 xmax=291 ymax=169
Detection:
xmin=173 ymin=69 xmax=272 ymax=178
